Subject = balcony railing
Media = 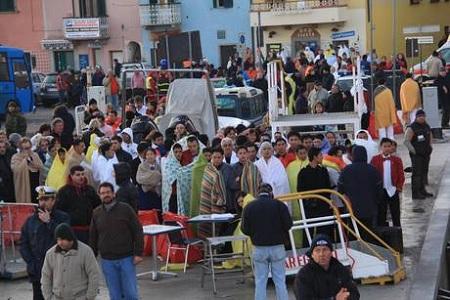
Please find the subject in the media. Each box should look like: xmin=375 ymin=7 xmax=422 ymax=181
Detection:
xmin=139 ymin=3 xmax=181 ymax=27
xmin=63 ymin=17 xmax=109 ymax=40
xmin=251 ymin=0 xmax=347 ymax=12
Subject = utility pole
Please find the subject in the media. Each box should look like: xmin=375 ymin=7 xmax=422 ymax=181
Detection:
xmin=369 ymin=0 xmax=374 ymax=108
xmin=392 ymin=0 xmax=397 ymax=104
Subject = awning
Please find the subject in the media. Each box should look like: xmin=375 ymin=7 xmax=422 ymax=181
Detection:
xmin=41 ymin=39 xmax=74 ymax=50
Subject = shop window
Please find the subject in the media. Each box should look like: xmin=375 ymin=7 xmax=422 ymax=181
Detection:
xmin=0 ymin=0 xmax=15 ymax=12
xmin=217 ymin=30 xmax=226 ymax=40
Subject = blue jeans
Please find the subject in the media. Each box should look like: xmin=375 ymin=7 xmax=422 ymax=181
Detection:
xmin=107 ymin=94 xmax=119 ymax=110
xmin=101 ymin=256 xmax=139 ymax=300
xmin=252 ymin=245 xmax=288 ymax=300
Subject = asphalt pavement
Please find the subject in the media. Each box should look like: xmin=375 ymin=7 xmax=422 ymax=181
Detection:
xmin=1 ymin=107 xmax=448 ymax=299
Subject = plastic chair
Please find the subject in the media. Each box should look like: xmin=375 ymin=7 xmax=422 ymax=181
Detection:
xmin=164 ymin=221 xmax=203 ymax=273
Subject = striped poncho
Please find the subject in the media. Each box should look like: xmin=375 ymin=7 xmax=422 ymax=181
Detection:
xmin=199 ymin=163 xmax=227 ymax=238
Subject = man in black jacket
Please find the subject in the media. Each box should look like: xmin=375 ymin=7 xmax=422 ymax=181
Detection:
xmin=338 ymin=146 xmax=382 ymax=240
xmin=111 ymin=135 xmax=132 ymax=164
xmin=114 ymin=162 xmax=139 ymax=212
xmin=56 ymin=165 xmax=101 ymax=244
xmin=294 ymin=234 xmax=360 ymax=300
xmin=241 ymin=184 xmax=292 ymax=300
xmin=0 ymin=141 xmax=15 ymax=202
xmin=297 ymin=147 xmax=333 ymax=241
xmin=20 ymin=186 xmax=70 ymax=300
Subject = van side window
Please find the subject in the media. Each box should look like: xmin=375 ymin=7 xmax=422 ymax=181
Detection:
xmin=13 ymin=61 xmax=29 ymax=88
xmin=0 ymin=53 xmax=9 ymax=81
xmin=241 ymin=100 xmax=252 ymax=119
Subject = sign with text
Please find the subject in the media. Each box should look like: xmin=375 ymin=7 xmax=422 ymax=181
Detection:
xmin=64 ymin=18 xmax=101 ymax=39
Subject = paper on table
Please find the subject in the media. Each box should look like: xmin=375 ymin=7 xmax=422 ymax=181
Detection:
xmin=211 ymin=213 xmax=234 ymax=220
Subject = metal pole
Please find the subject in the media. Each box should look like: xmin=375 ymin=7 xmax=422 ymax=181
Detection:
xmin=369 ymin=0 xmax=374 ymax=109
xmin=188 ymin=31 xmax=193 ymax=78
xmin=392 ymin=0 xmax=397 ymax=103
xmin=257 ymin=10 xmax=261 ymax=65
xmin=165 ymin=34 xmax=170 ymax=67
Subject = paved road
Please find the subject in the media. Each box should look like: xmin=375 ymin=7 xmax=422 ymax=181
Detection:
xmin=1 ymin=108 xmax=448 ymax=299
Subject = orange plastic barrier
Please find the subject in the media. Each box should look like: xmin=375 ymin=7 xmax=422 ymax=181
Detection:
xmin=0 ymin=203 xmax=37 ymax=245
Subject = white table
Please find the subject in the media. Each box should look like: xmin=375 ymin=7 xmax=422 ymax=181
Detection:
xmin=188 ymin=214 xmax=235 ymax=237
xmin=137 ymin=224 xmax=182 ymax=281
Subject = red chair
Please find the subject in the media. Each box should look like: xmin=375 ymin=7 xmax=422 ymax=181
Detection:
xmin=138 ymin=210 xmax=159 ymax=256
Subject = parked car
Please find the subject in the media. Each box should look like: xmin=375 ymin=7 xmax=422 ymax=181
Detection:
xmin=32 ymin=72 xmax=45 ymax=105
xmin=39 ymin=73 xmax=59 ymax=107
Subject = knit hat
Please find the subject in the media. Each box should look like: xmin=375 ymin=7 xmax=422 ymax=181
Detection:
xmin=309 ymin=234 xmax=333 ymax=254
xmin=416 ymin=109 xmax=426 ymax=118
xmin=54 ymin=223 xmax=76 ymax=241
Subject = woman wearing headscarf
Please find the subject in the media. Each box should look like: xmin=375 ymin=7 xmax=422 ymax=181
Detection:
xmin=354 ymin=129 xmax=378 ymax=163
xmin=161 ymin=143 xmax=194 ymax=216
xmin=254 ymin=142 xmax=290 ymax=197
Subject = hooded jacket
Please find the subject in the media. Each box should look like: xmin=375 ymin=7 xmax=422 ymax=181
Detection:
xmin=338 ymin=146 xmax=383 ymax=219
xmin=121 ymin=128 xmax=138 ymax=159
xmin=114 ymin=163 xmax=138 ymax=212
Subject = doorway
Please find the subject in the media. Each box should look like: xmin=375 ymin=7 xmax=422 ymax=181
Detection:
xmin=291 ymin=27 xmax=320 ymax=57
xmin=220 ymin=45 xmax=237 ymax=69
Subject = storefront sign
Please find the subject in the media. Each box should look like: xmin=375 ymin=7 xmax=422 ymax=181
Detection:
xmin=266 ymin=43 xmax=282 ymax=55
xmin=64 ymin=18 xmax=101 ymax=39
xmin=79 ymin=54 xmax=89 ymax=69
xmin=331 ymin=30 xmax=356 ymax=40
xmin=41 ymin=39 xmax=73 ymax=50
xmin=292 ymin=28 xmax=320 ymax=40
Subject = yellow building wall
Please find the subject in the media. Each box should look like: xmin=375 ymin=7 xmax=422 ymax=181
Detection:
xmin=370 ymin=0 xmax=449 ymax=66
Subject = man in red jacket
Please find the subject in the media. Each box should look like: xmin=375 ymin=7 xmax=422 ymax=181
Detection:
xmin=370 ymin=138 xmax=405 ymax=227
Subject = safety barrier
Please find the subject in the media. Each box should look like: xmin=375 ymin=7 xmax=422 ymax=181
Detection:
xmin=277 ymin=189 xmax=406 ymax=284
xmin=0 ymin=202 xmax=37 ymax=278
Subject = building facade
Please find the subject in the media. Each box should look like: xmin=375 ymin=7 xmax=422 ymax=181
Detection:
xmin=370 ymin=0 xmax=449 ymax=65
xmin=0 ymin=0 xmax=48 ymax=72
xmin=138 ymin=0 xmax=252 ymax=68
xmin=41 ymin=0 xmax=142 ymax=72
xmin=250 ymin=0 xmax=367 ymax=59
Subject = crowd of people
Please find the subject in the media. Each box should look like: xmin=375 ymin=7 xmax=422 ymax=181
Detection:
xmin=0 ymin=43 xmax=446 ymax=299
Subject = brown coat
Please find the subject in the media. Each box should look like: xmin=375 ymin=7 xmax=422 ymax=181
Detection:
xmin=11 ymin=151 xmax=44 ymax=203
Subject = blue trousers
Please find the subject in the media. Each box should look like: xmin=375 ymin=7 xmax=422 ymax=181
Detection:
xmin=101 ymin=256 xmax=139 ymax=300
xmin=252 ymin=245 xmax=289 ymax=300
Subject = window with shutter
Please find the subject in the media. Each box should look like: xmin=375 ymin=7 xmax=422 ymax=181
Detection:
xmin=217 ymin=30 xmax=226 ymax=40
xmin=0 ymin=0 xmax=15 ymax=12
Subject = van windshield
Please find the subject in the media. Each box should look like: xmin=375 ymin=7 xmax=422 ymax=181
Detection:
xmin=216 ymin=95 xmax=236 ymax=117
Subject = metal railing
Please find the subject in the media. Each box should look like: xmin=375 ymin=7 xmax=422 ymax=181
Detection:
xmin=139 ymin=3 xmax=182 ymax=27
xmin=251 ymin=0 xmax=347 ymax=12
